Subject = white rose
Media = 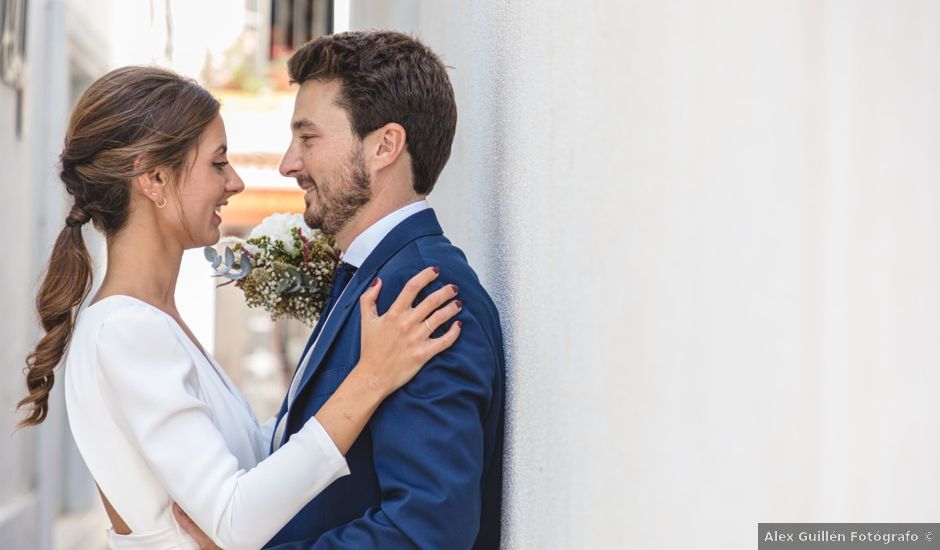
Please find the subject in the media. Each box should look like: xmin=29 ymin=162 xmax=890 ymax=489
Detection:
xmin=250 ymin=213 xmax=308 ymax=254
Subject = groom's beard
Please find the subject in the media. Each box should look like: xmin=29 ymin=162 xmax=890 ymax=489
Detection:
xmin=303 ymin=149 xmax=372 ymax=236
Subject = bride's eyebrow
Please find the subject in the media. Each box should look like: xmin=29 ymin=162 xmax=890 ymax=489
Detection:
xmin=213 ymin=144 xmax=228 ymax=156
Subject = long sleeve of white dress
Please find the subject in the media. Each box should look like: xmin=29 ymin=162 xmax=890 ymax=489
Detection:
xmin=93 ymin=303 xmax=349 ymax=550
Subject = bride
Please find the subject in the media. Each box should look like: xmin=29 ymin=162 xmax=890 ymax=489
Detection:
xmin=17 ymin=66 xmax=463 ymax=549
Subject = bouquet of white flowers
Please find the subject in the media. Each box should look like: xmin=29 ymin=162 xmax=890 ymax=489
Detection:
xmin=205 ymin=213 xmax=338 ymax=325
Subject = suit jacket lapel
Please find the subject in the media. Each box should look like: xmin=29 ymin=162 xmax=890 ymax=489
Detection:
xmin=298 ymin=307 xmax=330 ymax=370
xmin=273 ymin=303 xmax=332 ymax=432
xmin=293 ymin=209 xmax=445 ymax=398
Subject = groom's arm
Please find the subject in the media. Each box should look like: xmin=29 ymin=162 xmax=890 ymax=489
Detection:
xmin=270 ymin=271 xmax=497 ymax=550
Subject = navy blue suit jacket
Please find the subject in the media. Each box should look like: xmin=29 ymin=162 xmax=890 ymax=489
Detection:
xmin=265 ymin=209 xmax=505 ymax=549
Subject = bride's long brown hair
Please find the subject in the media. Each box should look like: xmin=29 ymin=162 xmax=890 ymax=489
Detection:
xmin=17 ymin=66 xmax=219 ymax=427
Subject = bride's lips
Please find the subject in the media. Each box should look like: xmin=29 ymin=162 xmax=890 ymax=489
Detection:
xmin=213 ymin=202 xmax=227 ymax=224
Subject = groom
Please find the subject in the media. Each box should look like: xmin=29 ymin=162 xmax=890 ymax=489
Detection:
xmin=266 ymin=31 xmax=503 ymax=548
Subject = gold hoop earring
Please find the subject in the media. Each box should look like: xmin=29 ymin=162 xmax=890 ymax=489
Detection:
xmin=155 ymin=197 xmax=167 ymax=209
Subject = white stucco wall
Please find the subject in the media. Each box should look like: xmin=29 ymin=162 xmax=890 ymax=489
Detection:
xmin=351 ymin=1 xmax=940 ymax=548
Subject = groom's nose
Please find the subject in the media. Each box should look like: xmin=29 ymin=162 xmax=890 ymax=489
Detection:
xmin=279 ymin=147 xmax=303 ymax=178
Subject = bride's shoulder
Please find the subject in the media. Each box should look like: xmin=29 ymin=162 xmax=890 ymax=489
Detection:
xmin=80 ymin=295 xmax=169 ymax=331
xmin=73 ymin=295 xmax=186 ymax=365
xmin=68 ymin=297 xmax=204 ymax=417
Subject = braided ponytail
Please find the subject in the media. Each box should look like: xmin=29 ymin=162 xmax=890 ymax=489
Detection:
xmin=17 ymin=220 xmax=92 ymax=426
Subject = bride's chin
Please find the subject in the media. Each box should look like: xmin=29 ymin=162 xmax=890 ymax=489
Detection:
xmin=191 ymin=230 xmax=220 ymax=249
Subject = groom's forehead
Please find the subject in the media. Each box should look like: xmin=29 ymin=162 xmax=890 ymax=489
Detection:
xmin=292 ymin=81 xmax=346 ymax=125
xmin=295 ymin=79 xmax=341 ymax=108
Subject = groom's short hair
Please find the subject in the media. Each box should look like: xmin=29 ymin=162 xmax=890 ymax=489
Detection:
xmin=288 ymin=30 xmax=457 ymax=195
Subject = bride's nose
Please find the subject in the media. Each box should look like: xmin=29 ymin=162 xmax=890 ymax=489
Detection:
xmin=226 ymin=166 xmax=246 ymax=196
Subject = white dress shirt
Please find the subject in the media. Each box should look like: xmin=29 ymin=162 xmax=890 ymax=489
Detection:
xmin=274 ymin=200 xmax=429 ymax=449
xmin=64 ymin=296 xmax=350 ymax=550
xmin=340 ymin=199 xmax=429 ymax=269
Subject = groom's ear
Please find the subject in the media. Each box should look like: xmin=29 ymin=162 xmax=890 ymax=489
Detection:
xmin=367 ymin=122 xmax=407 ymax=172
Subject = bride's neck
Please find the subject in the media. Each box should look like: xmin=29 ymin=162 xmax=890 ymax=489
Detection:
xmin=97 ymin=219 xmax=184 ymax=312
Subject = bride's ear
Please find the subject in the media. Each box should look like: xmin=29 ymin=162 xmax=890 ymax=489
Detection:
xmin=133 ymin=157 xmax=170 ymax=208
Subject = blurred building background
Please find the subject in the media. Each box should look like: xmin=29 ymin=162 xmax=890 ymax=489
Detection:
xmin=3 ymin=0 xmax=940 ymax=549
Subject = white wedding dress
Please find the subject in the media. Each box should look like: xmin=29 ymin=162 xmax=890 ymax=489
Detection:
xmin=64 ymin=295 xmax=350 ymax=550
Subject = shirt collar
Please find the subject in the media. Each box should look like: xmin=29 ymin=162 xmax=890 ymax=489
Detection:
xmin=340 ymin=200 xmax=429 ymax=268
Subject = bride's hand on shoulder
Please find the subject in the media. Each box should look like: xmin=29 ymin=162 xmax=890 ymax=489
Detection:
xmin=357 ymin=267 xmax=462 ymax=395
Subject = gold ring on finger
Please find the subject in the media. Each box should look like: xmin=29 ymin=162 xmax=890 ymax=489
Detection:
xmin=424 ymin=319 xmax=433 ymax=333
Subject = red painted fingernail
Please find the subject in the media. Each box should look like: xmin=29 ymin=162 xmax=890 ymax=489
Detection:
xmin=451 ymin=284 xmax=459 ymax=293
xmin=455 ymin=300 xmax=463 ymax=309
xmin=432 ymin=266 xmax=440 ymax=274
xmin=457 ymin=320 xmax=463 ymax=328
xmin=371 ymin=278 xmax=379 ymax=287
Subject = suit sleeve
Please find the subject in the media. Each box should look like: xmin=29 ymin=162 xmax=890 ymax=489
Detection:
xmin=95 ymin=304 xmax=350 ymax=550
xmin=269 ymin=269 xmax=497 ymax=549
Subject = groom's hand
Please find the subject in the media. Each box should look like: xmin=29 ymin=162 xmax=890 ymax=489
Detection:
xmin=172 ymin=503 xmax=221 ymax=550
